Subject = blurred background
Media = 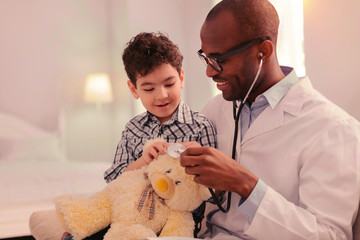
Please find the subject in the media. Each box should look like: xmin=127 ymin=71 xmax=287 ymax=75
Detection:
xmin=0 ymin=0 xmax=359 ymax=164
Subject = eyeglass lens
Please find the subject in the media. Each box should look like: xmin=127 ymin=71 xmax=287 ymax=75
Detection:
xmin=199 ymin=53 xmax=222 ymax=72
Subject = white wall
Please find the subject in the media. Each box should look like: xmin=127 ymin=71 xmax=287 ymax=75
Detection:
xmin=303 ymin=0 xmax=360 ymax=120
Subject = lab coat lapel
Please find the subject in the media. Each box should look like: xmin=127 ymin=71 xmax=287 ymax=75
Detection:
xmin=241 ymin=77 xmax=311 ymax=144
xmin=241 ymin=104 xmax=284 ymax=144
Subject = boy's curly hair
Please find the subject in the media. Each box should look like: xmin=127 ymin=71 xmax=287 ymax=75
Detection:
xmin=122 ymin=32 xmax=183 ymax=87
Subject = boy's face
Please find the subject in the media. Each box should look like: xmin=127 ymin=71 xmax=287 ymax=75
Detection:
xmin=127 ymin=63 xmax=184 ymax=125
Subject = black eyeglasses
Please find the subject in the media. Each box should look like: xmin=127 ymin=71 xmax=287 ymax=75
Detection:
xmin=197 ymin=37 xmax=269 ymax=72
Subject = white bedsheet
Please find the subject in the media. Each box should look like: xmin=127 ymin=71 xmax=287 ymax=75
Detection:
xmin=0 ymin=159 xmax=109 ymax=238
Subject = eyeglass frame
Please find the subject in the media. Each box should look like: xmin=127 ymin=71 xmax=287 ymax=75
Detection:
xmin=197 ymin=37 xmax=270 ymax=72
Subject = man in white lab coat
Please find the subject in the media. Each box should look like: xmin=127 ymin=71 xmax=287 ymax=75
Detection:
xmin=180 ymin=0 xmax=360 ymax=239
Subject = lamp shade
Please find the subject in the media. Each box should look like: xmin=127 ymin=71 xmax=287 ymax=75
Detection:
xmin=84 ymin=73 xmax=113 ymax=103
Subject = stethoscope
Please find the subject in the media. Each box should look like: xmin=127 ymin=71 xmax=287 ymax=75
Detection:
xmin=209 ymin=54 xmax=264 ymax=213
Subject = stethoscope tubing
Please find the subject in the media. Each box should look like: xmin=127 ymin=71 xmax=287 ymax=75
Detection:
xmin=209 ymin=58 xmax=263 ymax=213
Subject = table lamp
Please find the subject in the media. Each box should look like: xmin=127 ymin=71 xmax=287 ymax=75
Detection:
xmin=84 ymin=73 xmax=113 ymax=113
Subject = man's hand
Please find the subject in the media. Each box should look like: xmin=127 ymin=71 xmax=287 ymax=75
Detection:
xmin=180 ymin=146 xmax=258 ymax=200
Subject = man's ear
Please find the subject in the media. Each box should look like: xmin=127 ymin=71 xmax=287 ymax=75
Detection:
xmin=258 ymin=40 xmax=274 ymax=61
xmin=179 ymin=68 xmax=185 ymax=89
xmin=127 ymin=80 xmax=139 ymax=99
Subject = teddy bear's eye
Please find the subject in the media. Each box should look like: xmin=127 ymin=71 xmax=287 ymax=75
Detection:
xmin=166 ymin=169 xmax=172 ymax=174
xmin=175 ymin=180 xmax=181 ymax=185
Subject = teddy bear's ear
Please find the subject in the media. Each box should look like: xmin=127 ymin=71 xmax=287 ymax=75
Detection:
xmin=143 ymin=138 xmax=165 ymax=151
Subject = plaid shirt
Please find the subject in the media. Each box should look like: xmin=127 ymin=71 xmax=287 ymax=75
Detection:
xmin=104 ymin=102 xmax=217 ymax=183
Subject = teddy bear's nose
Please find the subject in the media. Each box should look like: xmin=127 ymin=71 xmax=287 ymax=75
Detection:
xmin=150 ymin=173 xmax=175 ymax=200
xmin=156 ymin=178 xmax=169 ymax=192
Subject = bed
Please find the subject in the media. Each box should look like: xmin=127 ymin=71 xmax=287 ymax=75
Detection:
xmin=0 ymin=112 xmax=109 ymax=239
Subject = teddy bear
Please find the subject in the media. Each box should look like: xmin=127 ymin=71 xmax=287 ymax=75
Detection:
xmin=55 ymin=139 xmax=211 ymax=240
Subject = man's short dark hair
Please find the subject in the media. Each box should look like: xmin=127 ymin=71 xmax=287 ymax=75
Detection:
xmin=122 ymin=32 xmax=183 ymax=87
xmin=206 ymin=0 xmax=279 ymax=44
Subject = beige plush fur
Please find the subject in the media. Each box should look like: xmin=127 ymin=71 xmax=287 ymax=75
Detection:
xmin=55 ymin=139 xmax=210 ymax=240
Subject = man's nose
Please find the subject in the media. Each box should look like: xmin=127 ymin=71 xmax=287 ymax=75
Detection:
xmin=206 ymin=65 xmax=220 ymax=78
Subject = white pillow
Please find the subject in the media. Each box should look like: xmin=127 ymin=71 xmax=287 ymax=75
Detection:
xmin=0 ymin=113 xmax=65 ymax=162
xmin=0 ymin=136 xmax=65 ymax=162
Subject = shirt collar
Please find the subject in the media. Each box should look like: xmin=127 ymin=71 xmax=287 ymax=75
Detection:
xmin=175 ymin=101 xmax=194 ymax=124
xmin=234 ymin=66 xmax=298 ymax=109
xmin=262 ymin=66 xmax=298 ymax=109
xmin=141 ymin=101 xmax=192 ymax=126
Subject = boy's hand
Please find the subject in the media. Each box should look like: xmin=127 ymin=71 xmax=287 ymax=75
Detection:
xmin=142 ymin=141 xmax=169 ymax=164
xmin=124 ymin=141 xmax=169 ymax=172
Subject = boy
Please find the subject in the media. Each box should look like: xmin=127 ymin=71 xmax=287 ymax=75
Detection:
xmin=103 ymin=32 xmax=216 ymax=182
xmin=63 ymin=32 xmax=216 ymax=240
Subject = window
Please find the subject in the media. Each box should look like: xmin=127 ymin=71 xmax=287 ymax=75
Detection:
xmin=270 ymin=0 xmax=305 ymax=77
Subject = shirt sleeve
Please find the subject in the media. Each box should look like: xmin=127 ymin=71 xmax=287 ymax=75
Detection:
xmin=238 ymin=178 xmax=268 ymax=223
xmin=103 ymin=129 xmax=136 ymax=183
xmin=198 ymin=117 xmax=217 ymax=148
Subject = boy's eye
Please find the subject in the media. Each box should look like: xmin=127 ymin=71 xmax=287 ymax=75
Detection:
xmin=165 ymin=83 xmax=175 ymax=87
xmin=143 ymin=88 xmax=154 ymax=92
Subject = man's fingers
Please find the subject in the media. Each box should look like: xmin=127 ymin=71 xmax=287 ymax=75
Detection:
xmin=182 ymin=146 xmax=206 ymax=156
xmin=180 ymin=155 xmax=201 ymax=168
xmin=192 ymin=171 xmax=216 ymax=189
xmin=180 ymin=146 xmax=214 ymax=167
xmin=184 ymin=165 xmax=210 ymax=187
xmin=184 ymin=164 xmax=199 ymax=175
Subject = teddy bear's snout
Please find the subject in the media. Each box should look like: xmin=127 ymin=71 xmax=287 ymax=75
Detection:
xmin=150 ymin=172 xmax=175 ymax=200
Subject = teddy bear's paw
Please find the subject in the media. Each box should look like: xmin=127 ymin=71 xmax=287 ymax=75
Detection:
xmin=159 ymin=225 xmax=194 ymax=238
xmin=55 ymin=194 xmax=111 ymax=239
xmin=104 ymin=223 xmax=157 ymax=240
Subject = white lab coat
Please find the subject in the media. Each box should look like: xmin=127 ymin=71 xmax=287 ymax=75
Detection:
xmin=201 ymin=77 xmax=360 ymax=239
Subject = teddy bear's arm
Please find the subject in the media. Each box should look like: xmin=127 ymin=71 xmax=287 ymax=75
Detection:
xmin=159 ymin=210 xmax=194 ymax=237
